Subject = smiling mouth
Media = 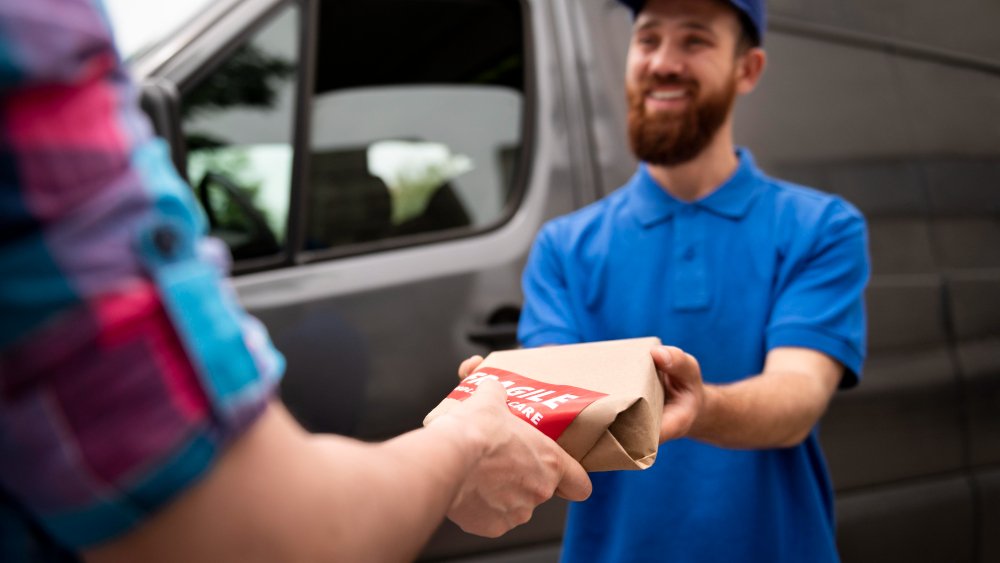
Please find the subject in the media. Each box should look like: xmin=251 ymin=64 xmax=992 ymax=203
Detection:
xmin=649 ymin=90 xmax=687 ymax=101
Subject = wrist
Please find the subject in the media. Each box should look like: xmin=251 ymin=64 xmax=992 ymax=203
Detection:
xmin=426 ymin=409 xmax=491 ymax=470
xmin=688 ymin=383 xmax=721 ymax=441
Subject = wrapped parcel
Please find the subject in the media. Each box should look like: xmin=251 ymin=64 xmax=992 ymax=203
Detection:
xmin=424 ymin=337 xmax=664 ymax=471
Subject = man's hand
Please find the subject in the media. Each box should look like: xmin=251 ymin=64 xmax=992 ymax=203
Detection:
xmin=457 ymin=354 xmax=485 ymax=379
xmin=433 ymin=356 xmax=592 ymax=537
xmin=652 ymin=345 xmax=843 ymax=449
xmin=652 ymin=346 xmax=707 ymax=443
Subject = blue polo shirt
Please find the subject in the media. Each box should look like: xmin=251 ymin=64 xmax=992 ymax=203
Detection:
xmin=519 ymin=149 xmax=869 ymax=563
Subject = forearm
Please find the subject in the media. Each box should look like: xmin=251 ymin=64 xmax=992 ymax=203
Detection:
xmin=310 ymin=413 xmax=488 ymax=560
xmin=86 ymin=403 xmax=485 ymax=563
xmin=688 ymin=369 xmax=835 ymax=449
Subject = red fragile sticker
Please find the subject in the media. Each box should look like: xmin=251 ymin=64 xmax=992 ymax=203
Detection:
xmin=447 ymin=367 xmax=608 ymax=441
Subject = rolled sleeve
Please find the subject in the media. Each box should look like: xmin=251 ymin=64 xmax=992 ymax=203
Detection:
xmin=0 ymin=277 xmax=282 ymax=549
xmin=766 ymin=200 xmax=870 ymax=387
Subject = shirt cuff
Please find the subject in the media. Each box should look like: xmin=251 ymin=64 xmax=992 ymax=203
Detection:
xmin=767 ymin=324 xmax=865 ymax=388
xmin=519 ymin=329 xmax=581 ymax=349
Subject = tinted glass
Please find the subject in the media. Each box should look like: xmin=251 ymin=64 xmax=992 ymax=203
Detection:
xmin=304 ymin=0 xmax=526 ymax=251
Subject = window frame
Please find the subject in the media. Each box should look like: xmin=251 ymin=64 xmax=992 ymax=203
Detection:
xmin=172 ymin=0 xmax=309 ymax=275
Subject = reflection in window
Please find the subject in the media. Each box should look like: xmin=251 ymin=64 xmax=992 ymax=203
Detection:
xmin=305 ymin=0 xmax=525 ymax=252
xmin=180 ymin=6 xmax=298 ymax=260
xmin=367 ymin=140 xmax=473 ymax=226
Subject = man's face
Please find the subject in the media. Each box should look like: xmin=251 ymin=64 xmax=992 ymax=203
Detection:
xmin=625 ymin=0 xmax=744 ymax=166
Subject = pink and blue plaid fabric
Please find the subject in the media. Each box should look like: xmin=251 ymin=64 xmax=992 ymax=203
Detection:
xmin=0 ymin=0 xmax=284 ymax=559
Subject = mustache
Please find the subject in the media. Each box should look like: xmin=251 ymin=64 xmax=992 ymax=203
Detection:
xmin=641 ymin=74 xmax=699 ymax=91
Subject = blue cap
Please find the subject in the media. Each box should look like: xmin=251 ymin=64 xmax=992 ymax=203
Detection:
xmin=617 ymin=0 xmax=766 ymax=45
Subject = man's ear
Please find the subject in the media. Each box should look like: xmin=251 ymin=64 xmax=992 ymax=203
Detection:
xmin=735 ymin=47 xmax=767 ymax=95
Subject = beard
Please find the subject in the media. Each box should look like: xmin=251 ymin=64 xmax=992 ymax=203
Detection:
xmin=627 ymin=73 xmax=737 ymax=166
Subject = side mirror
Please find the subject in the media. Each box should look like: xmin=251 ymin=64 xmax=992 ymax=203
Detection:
xmin=139 ymin=77 xmax=188 ymax=182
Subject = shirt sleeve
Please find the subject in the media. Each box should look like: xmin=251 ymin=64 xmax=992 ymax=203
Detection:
xmin=766 ymin=198 xmax=870 ymax=387
xmin=518 ymin=223 xmax=584 ymax=348
xmin=0 ymin=0 xmax=283 ymax=551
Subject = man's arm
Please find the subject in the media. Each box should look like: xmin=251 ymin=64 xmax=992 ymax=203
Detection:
xmin=84 ymin=380 xmax=591 ymax=563
xmin=654 ymin=346 xmax=842 ymax=449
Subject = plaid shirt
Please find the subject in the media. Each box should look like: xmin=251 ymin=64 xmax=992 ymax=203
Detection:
xmin=0 ymin=0 xmax=284 ymax=559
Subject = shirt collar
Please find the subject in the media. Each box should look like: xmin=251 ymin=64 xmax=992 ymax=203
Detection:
xmin=627 ymin=148 xmax=765 ymax=228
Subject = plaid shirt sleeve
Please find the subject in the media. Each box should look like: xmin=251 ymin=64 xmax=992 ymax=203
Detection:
xmin=0 ymin=0 xmax=285 ymax=554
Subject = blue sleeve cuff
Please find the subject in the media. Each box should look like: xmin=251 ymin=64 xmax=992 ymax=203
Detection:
xmin=519 ymin=329 xmax=581 ymax=349
xmin=767 ymin=324 xmax=864 ymax=388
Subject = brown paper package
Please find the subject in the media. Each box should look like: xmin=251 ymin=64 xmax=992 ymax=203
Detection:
xmin=424 ymin=337 xmax=664 ymax=472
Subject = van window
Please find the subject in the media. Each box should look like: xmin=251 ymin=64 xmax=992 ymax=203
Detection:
xmin=180 ymin=5 xmax=299 ymax=261
xmin=304 ymin=0 xmax=526 ymax=252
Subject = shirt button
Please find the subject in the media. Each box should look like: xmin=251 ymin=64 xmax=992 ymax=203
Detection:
xmin=682 ymin=247 xmax=695 ymax=261
xmin=152 ymin=224 xmax=180 ymax=259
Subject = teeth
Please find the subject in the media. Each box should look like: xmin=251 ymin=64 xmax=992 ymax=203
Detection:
xmin=650 ymin=90 xmax=685 ymax=100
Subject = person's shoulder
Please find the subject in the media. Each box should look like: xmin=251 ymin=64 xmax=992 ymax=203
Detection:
xmin=537 ymin=183 xmax=634 ymax=248
xmin=759 ymin=174 xmax=866 ymax=233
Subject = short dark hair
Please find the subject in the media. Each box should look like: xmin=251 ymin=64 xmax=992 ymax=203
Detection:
xmin=733 ymin=8 xmax=759 ymax=54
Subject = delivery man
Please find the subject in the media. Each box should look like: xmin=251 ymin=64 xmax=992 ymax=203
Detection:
xmin=515 ymin=0 xmax=870 ymax=561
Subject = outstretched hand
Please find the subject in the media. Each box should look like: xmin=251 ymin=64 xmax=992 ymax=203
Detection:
xmin=435 ymin=356 xmax=592 ymax=537
xmin=652 ymin=346 xmax=706 ymax=444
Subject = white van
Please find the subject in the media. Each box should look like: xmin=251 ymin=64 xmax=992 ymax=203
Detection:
xmin=120 ymin=0 xmax=1000 ymax=560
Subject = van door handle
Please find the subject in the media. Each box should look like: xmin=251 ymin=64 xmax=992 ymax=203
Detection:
xmin=467 ymin=305 xmax=521 ymax=350
xmin=467 ymin=323 xmax=519 ymax=349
